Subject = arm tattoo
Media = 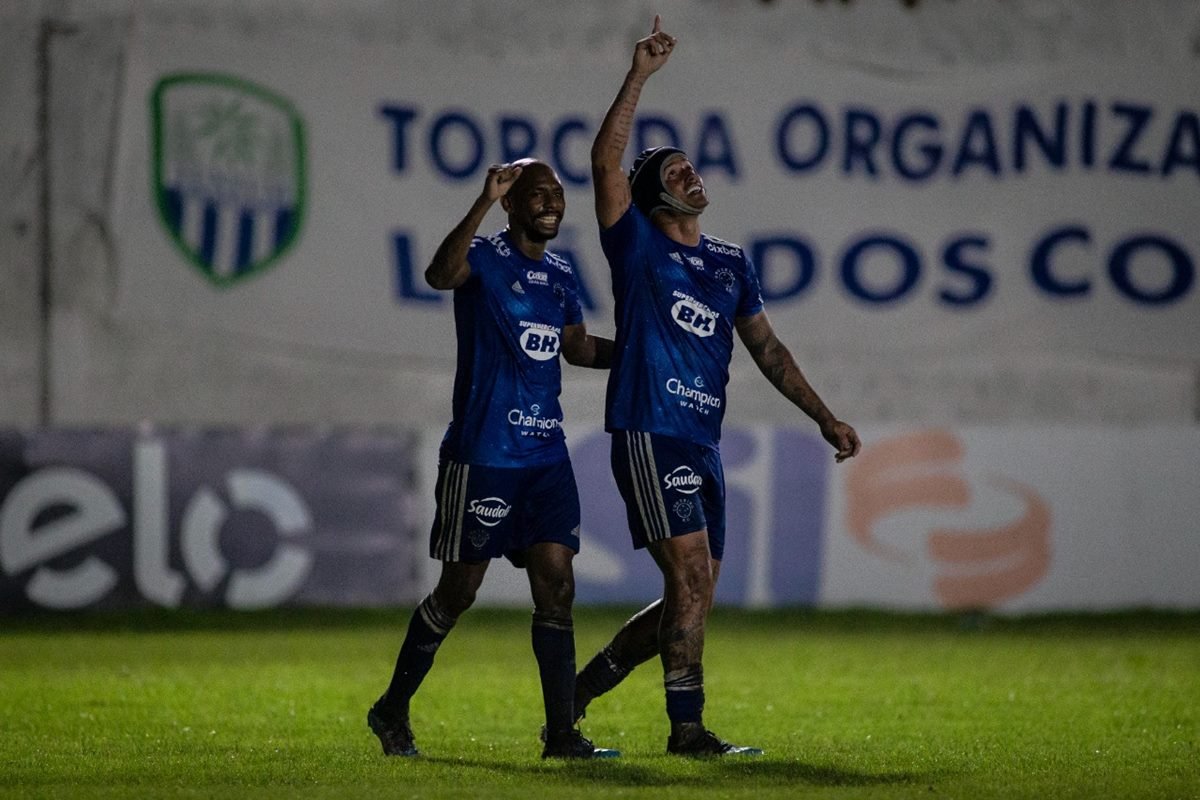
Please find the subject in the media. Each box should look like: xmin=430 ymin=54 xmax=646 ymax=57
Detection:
xmin=742 ymin=323 xmax=834 ymax=426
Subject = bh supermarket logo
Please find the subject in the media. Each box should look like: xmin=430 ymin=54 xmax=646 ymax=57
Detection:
xmin=845 ymin=430 xmax=1051 ymax=610
xmin=151 ymin=73 xmax=306 ymax=287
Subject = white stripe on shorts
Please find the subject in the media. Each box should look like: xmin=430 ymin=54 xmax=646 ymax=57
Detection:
xmin=627 ymin=431 xmax=671 ymax=543
xmin=436 ymin=461 xmax=469 ymax=560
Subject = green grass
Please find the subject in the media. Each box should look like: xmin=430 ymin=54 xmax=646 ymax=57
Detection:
xmin=1 ymin=608 xmax=1197 ymax=799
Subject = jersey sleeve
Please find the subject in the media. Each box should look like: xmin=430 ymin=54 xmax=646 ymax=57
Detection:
xmin=464 ymin=236 xmax=487 ymax=278
xmin=737 ymin=251 xmax=765 ymax=318
xmin=598 ymin=205 xmax=644 ymax=285
xmin=561 ymin=266 xmax=584 ymax=327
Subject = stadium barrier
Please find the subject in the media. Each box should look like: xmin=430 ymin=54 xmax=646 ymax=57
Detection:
xmin=3 ymin=426 xmax=1197 ymax=613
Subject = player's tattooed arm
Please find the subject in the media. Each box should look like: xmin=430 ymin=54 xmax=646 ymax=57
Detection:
xmin=426 ymin=163 xmax=523 ymax=290
xmin=562 ymin=324 xmax=614 ymax=369
xmin=735 ymin=311 xmax=862 ymax=462
xmin=592 ymin=15 xmax=677 ymax=229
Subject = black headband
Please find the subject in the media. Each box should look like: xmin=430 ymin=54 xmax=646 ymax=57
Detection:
xmin=628 ymin=146 xmax=701 ymax=218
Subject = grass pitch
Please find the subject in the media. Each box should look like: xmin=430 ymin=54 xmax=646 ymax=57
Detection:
xmin=1 ymin=607 xmax=1197 ymax=799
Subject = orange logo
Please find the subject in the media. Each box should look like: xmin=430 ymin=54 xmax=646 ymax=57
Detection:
xmin=845 ymin=430 xmax=1051 ymax=610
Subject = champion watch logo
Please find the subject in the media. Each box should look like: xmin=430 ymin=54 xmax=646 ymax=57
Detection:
xmin=151 ymin=73 xmax=307 ymax=287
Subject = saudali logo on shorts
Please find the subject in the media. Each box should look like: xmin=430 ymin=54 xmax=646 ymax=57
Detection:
xmin=467 ymin=497 xmax=512 ymax=527
xmin=151 ymin=73 xmax=306 ymax=287
xmin=663 ymin=465 xmax=703 ymax=494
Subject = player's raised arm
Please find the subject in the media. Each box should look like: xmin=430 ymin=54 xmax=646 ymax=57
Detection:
xmin=561 ymin=323 xmax=614 ymax=369
xmin=591 ymin=14 xmax=677 ymax=229
xmin=735 ymin=310 xmax=862 ymax=463
xmin=425 ymin=163 xmax=523 ymax=290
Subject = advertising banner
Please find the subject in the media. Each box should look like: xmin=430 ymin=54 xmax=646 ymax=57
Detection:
xmin=481 ymin=425 xmax=1200 ymax=613
xmin=0 ymin=428 xmax=421 ymax=611
xmin=109 ymin=21 xmax=1200 ymax=367
xmin=3 ymin=426 xmax=1197 ymax=613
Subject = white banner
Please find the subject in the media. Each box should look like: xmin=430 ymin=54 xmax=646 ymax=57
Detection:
xmin=111 ymin=21 xmax=1200 ymax=363
xmin=821 ymin=427 xmax=1200 ymax=611
xmin=452 ymin=425 xmax=1200 ymax=612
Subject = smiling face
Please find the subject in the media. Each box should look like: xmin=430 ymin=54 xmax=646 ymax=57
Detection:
xmin=502 ymin=160 xmax=565 ymax=243
xmin=660 ymin=153 xmax=708 ymax=213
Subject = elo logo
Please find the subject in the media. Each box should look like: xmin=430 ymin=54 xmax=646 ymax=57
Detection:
xmin=520 ymin=327 xmax=560 ymax=360
xmin=845 ymin=430 xmax=1050 ymax=610
xmin=671 ymin=298 xmax=717 ymax=337
xmin=0 ymin=438 xmax=313 ymax=610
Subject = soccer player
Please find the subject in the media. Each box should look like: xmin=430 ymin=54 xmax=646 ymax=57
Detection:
xmin=368 ymin=159 xmax=619 ymax=760
xmin=574 ymin=17 xmax=862 ymax=757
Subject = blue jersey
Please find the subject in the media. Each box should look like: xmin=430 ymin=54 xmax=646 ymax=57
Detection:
xmin=441 ymin=230 xmax=583 ymax=467
xmin=601 ymin=206 xmax=764 ymax=448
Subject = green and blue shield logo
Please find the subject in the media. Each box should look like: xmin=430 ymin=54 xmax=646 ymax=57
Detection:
xmin=151 ymin=73 xmax=306 ymax=287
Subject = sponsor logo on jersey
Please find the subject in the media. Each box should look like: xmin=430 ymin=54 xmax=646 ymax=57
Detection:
xmin=526 ymin=270 xmax=549 ymax=286
xmin=467 ymin=497 xmax=512 ymax=527
xmin=508 ymin=406 xmax=562 ymax=433
xmin=704 ymin=239 xmax=742 ymax=257
xmin=687 ymin=255 xmax=705 ymax=269
xmin=663 ymin=465 xmax=704 ymax=494
xmin=546 ymin=252 xmax=572 ymax=274
xmin=669 ymin=252 xmax=684 ymax=264
xmin=485 ymin=233 xmax=511 ymax=256
xmin=511 ymin=280 xmax=525 ymax=295
xmin=665 ymin=377 xmax=722 ymax=410
xmin=670 ymin=291 xmax=719 ymax=337
xmin=519 ymin=321 xmax=561 ymax=360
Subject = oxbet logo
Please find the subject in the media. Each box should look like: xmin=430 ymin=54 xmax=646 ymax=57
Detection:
xmin=845 ymin=430 xmax=1051 ymax=610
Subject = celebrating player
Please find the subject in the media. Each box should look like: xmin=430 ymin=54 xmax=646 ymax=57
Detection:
xmin=367 ymin=159 xmax=618 ymax=760
xmin=574 ymin=16 xmax=862 ymax=757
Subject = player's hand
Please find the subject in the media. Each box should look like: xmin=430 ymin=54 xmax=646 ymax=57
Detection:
xmin=631 ymin=15 xmax=676 ymax=77
xmin=822 ymin=420 xmax=862 ymax=463
xmin=483 ymin=163 xmax=523 ymax=202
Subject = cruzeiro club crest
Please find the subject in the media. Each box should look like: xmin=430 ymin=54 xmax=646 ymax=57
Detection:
xmin=151 ymin=73 xmax=306 ymax=287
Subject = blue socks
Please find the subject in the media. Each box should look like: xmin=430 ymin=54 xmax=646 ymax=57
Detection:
xmin=531 ymin=611 xmax=576 ymax=737
xmin=664 ymin=665 xmax=705 ymax=724
xmin=382 ymin=594 xmax=456 ymax=713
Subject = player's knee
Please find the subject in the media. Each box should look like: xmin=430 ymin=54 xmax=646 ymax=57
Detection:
xmin=672 ymin=558 xmax=713 ymax=608
xmin=534 ymin=574 xmax=575 ymax=617
xmin=434 ymin=584 xmax=478 ymax=618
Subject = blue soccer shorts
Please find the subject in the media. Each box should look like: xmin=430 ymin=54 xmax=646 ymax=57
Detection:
xmin=429 ymin=456 xmax=581 ymax=564
xmin=609 ymin=430 xmax=727 ymax=560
